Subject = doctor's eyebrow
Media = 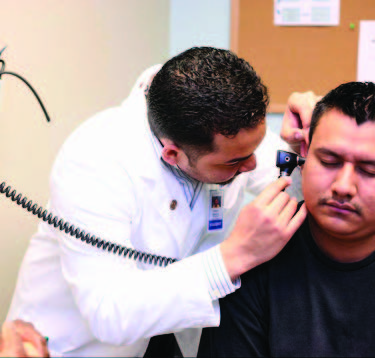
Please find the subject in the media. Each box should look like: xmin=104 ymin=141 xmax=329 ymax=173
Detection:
xmin=225 ymin=153 xmax=253 ymax=164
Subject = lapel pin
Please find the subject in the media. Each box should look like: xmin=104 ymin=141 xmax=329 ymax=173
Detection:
xmin=170 ymin=200 xmax=177 ymax=210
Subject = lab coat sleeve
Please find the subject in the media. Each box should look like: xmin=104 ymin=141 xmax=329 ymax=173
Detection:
xmin=246 ymin=126 xmax=303 ymax=201
xmin=49 ymin=137 xmax=219 ymax=346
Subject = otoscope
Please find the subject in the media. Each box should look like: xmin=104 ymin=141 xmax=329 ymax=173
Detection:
xmin=276 ymin=150 xmax=305 ymax=177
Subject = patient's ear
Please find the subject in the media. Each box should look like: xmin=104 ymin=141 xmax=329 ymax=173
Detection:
xmin=299 ymin=144 xmax=309 ymax=172
xmin=300 ymin=139 xmax=309 ymax=158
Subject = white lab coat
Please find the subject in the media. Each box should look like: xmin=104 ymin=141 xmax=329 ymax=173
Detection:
xmin=7 ymin=66 xmax=301 ymax=357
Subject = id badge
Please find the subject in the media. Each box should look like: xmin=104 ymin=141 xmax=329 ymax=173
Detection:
xmin=208 ymin=189 xmax=224 ymax=231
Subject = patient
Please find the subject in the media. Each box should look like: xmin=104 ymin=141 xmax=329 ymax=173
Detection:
xmin=198 ymin=81 xmax=375 ymax=357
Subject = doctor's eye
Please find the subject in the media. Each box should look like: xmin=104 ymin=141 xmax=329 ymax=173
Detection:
xmin=226 ymin=162 xmax=240 ymax=167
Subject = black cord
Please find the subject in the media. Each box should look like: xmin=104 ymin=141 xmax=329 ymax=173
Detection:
xmin=0 ymin=181 xmax=178 ymax=267
xmin=0 ymin=71 xmax=50 ymax=122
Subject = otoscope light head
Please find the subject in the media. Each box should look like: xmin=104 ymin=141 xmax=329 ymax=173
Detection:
xmin=276 ymin=150 xmax=305 ymax=177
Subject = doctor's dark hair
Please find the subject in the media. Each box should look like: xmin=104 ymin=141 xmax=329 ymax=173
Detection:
xmin=147 ymin=47 xmax=269 ymax=157
xmin=309 ymin=81 xmax=375 ymax=144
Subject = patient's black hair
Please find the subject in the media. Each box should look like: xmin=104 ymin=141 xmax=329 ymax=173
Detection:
xmin=309 ymin=81 xmax=375 ymax=144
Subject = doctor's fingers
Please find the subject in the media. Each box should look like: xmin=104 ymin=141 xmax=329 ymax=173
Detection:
xmin=252 ymin=176 xmax=292 ymax=207
xmin=288 ymin=91 xmax=320 ymax=127
xmin=264 ymin=191 xmax=296 ymax=216
xmin=281 ymin=91 xmax=321 ymax=144
xmin=279 ymin=202 xmax=307 ymax=237
xmin=299 ymin=92 xmax=323 ymax=128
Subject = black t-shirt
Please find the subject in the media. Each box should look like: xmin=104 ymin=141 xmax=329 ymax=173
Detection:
xmin=198 ymin=218 xmax=375 ymax=357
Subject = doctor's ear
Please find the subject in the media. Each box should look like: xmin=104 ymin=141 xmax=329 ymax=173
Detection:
xmin=161 ymin=140 xmax=181 ymax=166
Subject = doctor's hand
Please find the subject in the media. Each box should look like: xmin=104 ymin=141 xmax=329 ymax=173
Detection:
xmin=220 ymin=177 xmax=307 ymax=280
xmin=0 ymin=320 xmax=49 ymax=357
xmin=280 ymin=91 xmax=322 ymax=157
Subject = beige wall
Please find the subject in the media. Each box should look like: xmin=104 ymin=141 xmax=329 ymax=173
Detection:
xmin=0 ymin=0 xmax=169 ymax=322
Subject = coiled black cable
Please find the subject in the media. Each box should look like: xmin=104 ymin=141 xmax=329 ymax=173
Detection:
xmin=0 ymin=48 xmax=177 ymax=267
xmin=0 ymin=181 xmax=178 ymax=267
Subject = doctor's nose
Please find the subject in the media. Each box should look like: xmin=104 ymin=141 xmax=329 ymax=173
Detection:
xmin=238 ymin=154 xmax=257 ymax=173
xmin=331 ymin=163 xmax=357 ymax=199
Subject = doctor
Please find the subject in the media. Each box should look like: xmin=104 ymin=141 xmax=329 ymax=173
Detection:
xmin=7 ymin=47 xmax=317 ymax=357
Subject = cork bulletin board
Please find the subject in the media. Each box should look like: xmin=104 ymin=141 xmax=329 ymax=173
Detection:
xmin=231 ymin=0 xmax=375 ymax=112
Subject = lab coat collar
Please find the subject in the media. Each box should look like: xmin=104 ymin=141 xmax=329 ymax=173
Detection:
xmin=125 ymin=64 xmax=162 ymax=103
